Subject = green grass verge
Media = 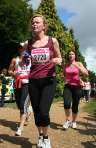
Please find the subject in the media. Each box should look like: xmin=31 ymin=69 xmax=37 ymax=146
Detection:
xmin=3 ymin=97 xmax=63 ymax=109
xmin=54 ymin=97 xmax=63 ymax=102
xmin=84 ymin=99 xmax=96 ymax=115
xmin=4 ymin=101 xmax=17 ymax=109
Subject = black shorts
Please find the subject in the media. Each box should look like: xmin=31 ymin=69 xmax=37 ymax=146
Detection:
xmin=14 ymin=84 xmax=30 ymax=114
xmin=63 ymin=84 xmax=82 ymax=113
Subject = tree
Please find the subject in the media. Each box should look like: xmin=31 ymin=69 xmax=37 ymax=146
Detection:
xmin=89 ymin=71 xmax=96 ymax=84
xmin=0 ymin=0 xmax=33 ymax=43
xmin=0 ymin=0 xmax=33 ymax=69
xmin=74 ymin=40 xmax=86 ymax=66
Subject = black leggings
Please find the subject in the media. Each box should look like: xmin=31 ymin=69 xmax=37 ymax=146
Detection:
xmin=29 ymin=77 xmax=56 ymax=127
xmin=84 ymin=90 xmax=90 ymax=101
xmin=63 ymin=84 xmax=81 ymax=113
xmin=14 ymin=84 xmax=29 ymax=114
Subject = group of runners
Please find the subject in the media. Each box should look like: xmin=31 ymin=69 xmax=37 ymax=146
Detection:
xmin=1 ymin=14 xmax=89 ymax=148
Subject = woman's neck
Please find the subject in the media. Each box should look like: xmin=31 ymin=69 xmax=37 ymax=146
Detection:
xmin=69 ymin=60 xmax=75 ymax=64
xmin=34 ymin=31 xmax=46 ymax=40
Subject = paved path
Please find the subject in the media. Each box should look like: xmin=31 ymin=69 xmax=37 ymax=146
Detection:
xmin=0 ymin=101 xmax=96 ymax=148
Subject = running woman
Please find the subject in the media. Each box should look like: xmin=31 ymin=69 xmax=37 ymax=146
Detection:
xmin=8 ymin=44 xmax=31 ymax=136
xmin=62 ymin=49 xmax=88 ymax=129
xmin=25 ymin=14 xmax=62 ymax=148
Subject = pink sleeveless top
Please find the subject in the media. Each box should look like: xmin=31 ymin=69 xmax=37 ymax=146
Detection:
xmin=29 ymin=37 xmax=56 ymax=79
xmin=64 ymin=64 xmax=80 ymax=86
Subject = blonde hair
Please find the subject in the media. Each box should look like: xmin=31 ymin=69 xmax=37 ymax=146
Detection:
xmin=31 ymin=14 xmax=48 ymax=32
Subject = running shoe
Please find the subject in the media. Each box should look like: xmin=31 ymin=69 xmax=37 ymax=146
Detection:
xmin=63 ymin=120 xmax=71 ymax=129
xmin=71 ymin=121 xmax=77 ymax=129
xmin=43 ymin=138 xmax=51 ymax=148
xmin=37 ymin=136 xmax=43 ymax=148
xmin=15 ymin=127 xmax=22 ymax=136
xmin=0 ymin=138 xmax=4 ymax=143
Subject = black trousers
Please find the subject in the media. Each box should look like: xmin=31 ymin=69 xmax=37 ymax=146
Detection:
xmin=0 ymin=89 xmax=6 ymax=107
xmin=29 ymin=77 xmax=56 ymax=127
xmin=63 ymin=84 xmax=81 ymax=113
xmin=14 ymin=84 xmax=29 ymax=114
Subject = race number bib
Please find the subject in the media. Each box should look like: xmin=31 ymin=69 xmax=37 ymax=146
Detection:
xmin=31 ymin=48 xmax=50 ymax=63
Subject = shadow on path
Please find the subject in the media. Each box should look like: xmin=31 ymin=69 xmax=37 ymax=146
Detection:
xmin=50 ymin=122 xmax=63 ymax=130
xmin=0 ymin=119 xmax=19 ymax=131
xmin=75 ymin=116 xmax=96 ymax=147
xmin=83 ymin=114 xmax=96 ymax=122
xmin=0 ymin=134 xmax=36 ymax=148
xmin=75 ymin=117 xmax=96 ymax=136
xmin=81 ymin=141 xmax=96 ymax=148
xmin=77 ymin=120 xmax=96 ymax=129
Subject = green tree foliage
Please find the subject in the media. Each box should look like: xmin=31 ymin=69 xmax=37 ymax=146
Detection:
xmin=89 ymin=71 xmax=96 ymax=84
xmin=74 ymin=40 xmax=86 ymax=66
xmin=69 ymin=29 xmax=86 ymax=65
xmin=0 ymin=0 xmax=33 ymax=43
xmin=0 ymin=0 xmax=33 ymax=69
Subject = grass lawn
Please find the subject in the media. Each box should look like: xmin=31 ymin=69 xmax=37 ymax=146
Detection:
xmin=4 ymin=101 xmax=17 ymax=109
xmin=3 ymin=97 xmax=63 ymax=109
xmin=84 ymin=99 xmax=96 ymax=115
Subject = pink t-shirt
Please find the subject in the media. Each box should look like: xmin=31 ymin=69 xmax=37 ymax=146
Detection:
xmin=64 ymin=64 xmax=80 ymax=86
xmin=29 ymin=37 xmax=56 ymax=79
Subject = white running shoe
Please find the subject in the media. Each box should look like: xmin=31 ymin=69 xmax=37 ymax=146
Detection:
xmin=43 ymin=138 xmax=51 ymax=148
xmin=37 ymin=136 xmax=43 ymax=148
xmin=0 ymin=138 xmax=4 ymax=143
xmin=63 ymin=120 xmax=71 ymax=129
xmin=15 ymin=127 xmax=22 ymax=136
xmin=71 ymin=122 xmax=77 ymax=129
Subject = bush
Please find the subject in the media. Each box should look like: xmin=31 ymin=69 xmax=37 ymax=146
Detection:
xmin=55 ymin=72 xmax=64 ymax=98
xmin=84 ymin=99 xmax=96 ymax=115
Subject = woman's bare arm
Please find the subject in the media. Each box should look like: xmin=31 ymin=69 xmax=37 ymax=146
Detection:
xmin=8 ymin=58 xmax=16 ymax=77
xmin=51 ymin=37 xmax=62 ymax=65
xmin=73 ymin=62 xmax=89 ymax=76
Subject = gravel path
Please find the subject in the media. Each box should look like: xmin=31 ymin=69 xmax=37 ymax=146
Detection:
xmin=0 ymin=101 xmax=96 ymax=148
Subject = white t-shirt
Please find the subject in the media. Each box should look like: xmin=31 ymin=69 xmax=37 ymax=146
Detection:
xmin=15 ymin=56 xmax=31 ymax=83
xmin=84 ymin=82 xmax=91 ymax=90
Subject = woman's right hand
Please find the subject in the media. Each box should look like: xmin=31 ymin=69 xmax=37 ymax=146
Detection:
xmin=51 ymin=58 xmax=62 ymax=65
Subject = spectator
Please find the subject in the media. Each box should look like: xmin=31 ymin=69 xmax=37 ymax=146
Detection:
xmin=83 ymin=79 xmax=91 ymax=102
xmin=91 ymin=83 xmax=96 ymax=98
xmin=0 ymin=68 xmax=8 ymax=107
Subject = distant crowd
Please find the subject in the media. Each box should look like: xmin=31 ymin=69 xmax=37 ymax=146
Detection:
xmin=0 ymin=68 xmax=14 ymax=107
xmin=81 ymin=80 xmax=96 ymax=102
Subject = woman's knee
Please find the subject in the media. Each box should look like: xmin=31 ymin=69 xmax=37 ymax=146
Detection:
xmin=64 ymin=104 xmax=71 ymax=109
xmin=35 ymin=112 xmax=50 ymax=127
xmin=72 ymin=104 xmax=79 ymax=113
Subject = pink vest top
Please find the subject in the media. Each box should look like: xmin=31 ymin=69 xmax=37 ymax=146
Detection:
xmin=64 ymin=64 xmax=80 ymax=86
xmin=29 ymin=37 xmax=56 ymax=79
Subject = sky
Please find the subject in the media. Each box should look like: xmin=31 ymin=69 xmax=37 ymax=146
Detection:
xmin=30 ymin=0 xmax=96 ymax=72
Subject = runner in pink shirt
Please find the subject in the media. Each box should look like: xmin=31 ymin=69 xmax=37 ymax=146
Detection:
xmin=62 ymin=49 xmax=88 ymax=129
